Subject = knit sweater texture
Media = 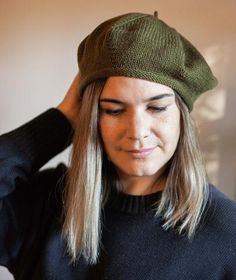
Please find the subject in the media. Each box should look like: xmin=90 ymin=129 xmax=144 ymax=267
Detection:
xmin=0 ymin=108 xmax=236 ymax=280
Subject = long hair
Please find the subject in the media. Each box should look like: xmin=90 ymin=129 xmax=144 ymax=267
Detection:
xmin=62 ymin=80 xmax=106 ymax=265
xmin=154 ymin=93 xmax=209 ymax=238
xmin=62 ymin=80 xmax=209 ymax=265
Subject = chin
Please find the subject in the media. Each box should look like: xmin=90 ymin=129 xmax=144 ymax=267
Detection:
xmin=119 ymin=166 xmax=161 ymax=178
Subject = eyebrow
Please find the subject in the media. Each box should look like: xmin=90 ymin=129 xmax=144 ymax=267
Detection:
xmin=99 ymin=93 xmax=174 ymax=104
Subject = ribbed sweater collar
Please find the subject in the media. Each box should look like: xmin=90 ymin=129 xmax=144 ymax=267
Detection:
xmin=105 ymin=188 xmax=162 ymax=215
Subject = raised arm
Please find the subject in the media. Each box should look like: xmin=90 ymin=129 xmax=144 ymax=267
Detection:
xmin=0 ymin=73 xmax=81 ymax=199
xmin=57 ymin=73 xmax=81 ymax=129
xmin=0 ymin=74 xmax=80 ymax=271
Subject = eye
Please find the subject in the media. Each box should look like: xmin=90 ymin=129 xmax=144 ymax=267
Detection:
xmin=102 ymin=108 xmax=124 ymax=116
xmin=148 ymin=106 xmax=167 ymax=113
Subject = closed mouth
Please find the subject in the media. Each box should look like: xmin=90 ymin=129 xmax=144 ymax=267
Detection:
xmin=126 ymin=147 xmax=155 ymax=158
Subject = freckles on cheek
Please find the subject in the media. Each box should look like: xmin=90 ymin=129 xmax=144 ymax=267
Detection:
xmin=160 ymin=115 xmax=180 ymax=142
xmin=100 ymin=123 xmax=113 ymax=138
xmin=100 ymin=119 xmax=116 ymax=143
xmin=170 ymin=119 xmax=181 ymax=142
xmin=100 ymin=123 xmax=124 ymax=153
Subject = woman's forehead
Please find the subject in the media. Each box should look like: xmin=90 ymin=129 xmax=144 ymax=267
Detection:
xmin=100 ymin=76 xmax=175 ymax=100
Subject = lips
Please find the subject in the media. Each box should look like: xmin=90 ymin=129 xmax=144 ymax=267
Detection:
xmin=126 ymin=147 xmax=155 ymax=159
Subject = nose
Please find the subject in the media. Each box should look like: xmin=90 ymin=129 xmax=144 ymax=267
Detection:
xmin=126 ymin=110 xmax=150 ymax=141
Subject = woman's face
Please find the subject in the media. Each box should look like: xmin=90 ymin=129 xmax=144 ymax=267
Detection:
xmin=99 ymin=76 xmax=180 ymax=181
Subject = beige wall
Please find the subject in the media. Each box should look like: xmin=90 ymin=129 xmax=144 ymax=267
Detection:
xmin=0 ymin=0 xmax=235 ymax=277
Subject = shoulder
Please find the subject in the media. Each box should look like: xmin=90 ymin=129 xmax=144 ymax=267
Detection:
xmin=208 ymin=184 xmax=236 ymax=217
xmin=202 ymin=184 xmax=236 ymax=233
xmin=3 ymin=163 xmax=68 ymax=221
xmin=29 ymin=162 xmax=68 ymax=191
xmin=28 ymin=163 xmax=68 ymax=209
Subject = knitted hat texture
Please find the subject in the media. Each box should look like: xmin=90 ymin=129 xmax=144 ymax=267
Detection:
xmin=77 ymin=12 xmax=218 ymax=110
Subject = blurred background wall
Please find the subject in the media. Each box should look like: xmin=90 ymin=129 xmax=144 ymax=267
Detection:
xmin=0 ymin=0 xmax=235 ymax=278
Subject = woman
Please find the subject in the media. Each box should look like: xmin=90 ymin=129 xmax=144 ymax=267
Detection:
xmin=0 ymin=12 xmax=236 ymax=280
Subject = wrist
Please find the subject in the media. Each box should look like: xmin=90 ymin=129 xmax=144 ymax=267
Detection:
xmin=57 ymin=104 xmax=77 ymax=129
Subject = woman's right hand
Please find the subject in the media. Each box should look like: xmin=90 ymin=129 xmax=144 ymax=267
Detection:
xmin=57 ymin=73 xmax=81 ymax=129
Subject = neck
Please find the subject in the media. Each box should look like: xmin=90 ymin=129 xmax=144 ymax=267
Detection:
xmin=118 ymin=172 xmax=166 ymax=196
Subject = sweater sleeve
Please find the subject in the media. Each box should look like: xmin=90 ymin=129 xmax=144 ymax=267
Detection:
xmin=0 ymin=108 xmax=73 ymax=270
xmin=0 ymin=108 xmax=73 ymax=199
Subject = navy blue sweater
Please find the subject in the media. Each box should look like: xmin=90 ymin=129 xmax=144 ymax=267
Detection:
xmin=0 ymin=108 xmax=236 ymax=280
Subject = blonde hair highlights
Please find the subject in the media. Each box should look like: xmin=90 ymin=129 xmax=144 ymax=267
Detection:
xmin=155 ymin=94 xmax=209 ymax=238
xmin=62 ymin=80 xmax=105 ymax=264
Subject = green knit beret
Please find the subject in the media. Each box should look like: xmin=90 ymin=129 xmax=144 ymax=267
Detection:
xmin=77 ymin=12 xmax=218 ymax=111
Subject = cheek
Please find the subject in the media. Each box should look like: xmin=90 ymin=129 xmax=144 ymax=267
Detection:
xmin=99 ymin=117 xmax=119 ymax=147
xmin=167 ymin=115 xmax=180 ymax=148
xmin=157 ymin=111 xmax=180 ymax=148
xmin=167 ymin=116 xmax=180 ymax=136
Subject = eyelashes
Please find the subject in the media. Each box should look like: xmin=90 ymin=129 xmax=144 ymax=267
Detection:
xmin=100 ymin=106 xmax=167 ymax=116
xmin=148 ymin=106 xmax=167 ymax=113
xmin=103 ymin=109 xmax=124 ymax=116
